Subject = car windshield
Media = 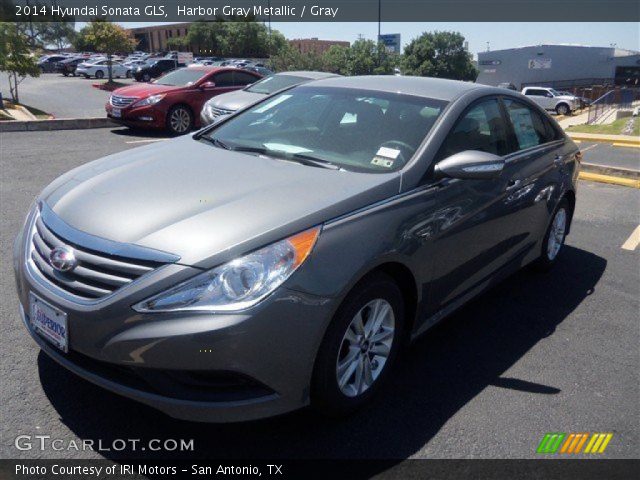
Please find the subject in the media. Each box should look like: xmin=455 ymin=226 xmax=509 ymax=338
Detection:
xmin=246 ymin=75 xmax=308 ymax=94
xmin=549 ymin=89 xmax=562 ymax=96
xmin=154 ymin=68 xmax=206 ymax=86
xmin=201 ymin=86 xmax=447 ymax=173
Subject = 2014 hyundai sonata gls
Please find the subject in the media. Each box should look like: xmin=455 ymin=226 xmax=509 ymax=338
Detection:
xmin=14 ymin=76 xmax=580 ymax=422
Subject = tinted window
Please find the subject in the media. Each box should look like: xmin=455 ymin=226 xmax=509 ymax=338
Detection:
xmin=524 ymin=89 xmax=548 ymax=96
xmin=233 ymin=71 xmax=259 ymax=86
xmin=504 ymin=99 xmax=554 ymax=150
xmin=213 ymin=72 xmax=234 ymax=87
xmin=204 ymin=86 xmax=447 ymax=173
xmin=439 ymin=99 xmax=509 ymax=158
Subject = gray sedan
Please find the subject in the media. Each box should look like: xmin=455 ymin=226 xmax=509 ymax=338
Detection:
xmin=200 ymin=70 xmax=339 ymax=126
xmin=13 ymin=76 xmax=579 ymax=422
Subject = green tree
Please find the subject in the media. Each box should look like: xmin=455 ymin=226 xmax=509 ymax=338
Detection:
xmin=401 ymin=31 xmax=477 ymax=81
xmin=41 ymin=21 xmax=76 ymax=51
xmin=74 ymin=20 xmax=136 ymax=82
xmin=0 ymin=22 xmax=40 ymax=103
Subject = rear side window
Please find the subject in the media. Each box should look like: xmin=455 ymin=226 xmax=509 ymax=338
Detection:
xmin=233 ymin=71 xmax=259 ymax=86
xmin=504 ymin=99 xmax=556 ymax=150
xmin=213 ymin=72 xmax=234 ymax=87
xmin=439 ymin=98 xmax=510 ymax=159
xmin=524 ymin=89 xmax=548 ymax=97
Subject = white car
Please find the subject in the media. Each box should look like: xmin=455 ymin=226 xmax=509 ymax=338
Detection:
xmin=521 ymin=87 xmax=578 ymax=116
xmin=76 ymin=60 xmax=132 ymax=79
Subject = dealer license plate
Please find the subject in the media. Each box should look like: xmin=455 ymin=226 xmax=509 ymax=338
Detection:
xmin=29 ymin=293 xmax=68 ymax=352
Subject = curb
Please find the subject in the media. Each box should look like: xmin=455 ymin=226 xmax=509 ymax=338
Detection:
xmin=0 ymin=118 xmax=116 ymax=132
xmin=579 ymin=171 xmax=640 ymax=189
xmin=568 ymin=132 xmax=640 ymax=147
xmin=581 ymin=162 xmax=639 ymax=180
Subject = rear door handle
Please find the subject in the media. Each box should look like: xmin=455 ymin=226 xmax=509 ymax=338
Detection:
xmin=506 ymin=179 xmax=522 ymax=191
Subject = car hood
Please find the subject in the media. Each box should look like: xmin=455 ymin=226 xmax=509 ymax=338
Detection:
xmin=40 ymin=136 xmax=399 ymax=268
xmin=206 ymin=90 xmax=265 ymax=111
xmin=556 ymin=95 xmax=576 ymax=101
xmin=112 ymin=83 xmax=181 ymax=99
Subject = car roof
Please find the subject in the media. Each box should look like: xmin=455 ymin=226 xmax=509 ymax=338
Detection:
xmin=303 ymin=75 xmax=484 ymax=101
xmin=276 ymin=71 xmax=340 ymax=80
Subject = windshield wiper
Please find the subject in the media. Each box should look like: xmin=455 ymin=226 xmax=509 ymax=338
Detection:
xmin=289 ymin=153 xmax=343 ymax=170
xmin=199 ymin=136 xmax=231 ymax=150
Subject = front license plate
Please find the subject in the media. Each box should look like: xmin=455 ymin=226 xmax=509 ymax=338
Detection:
xmin=112 ymin=108 xmax=121 ymax=118
xmin=29 ymin=293 xmax=68 ymax=352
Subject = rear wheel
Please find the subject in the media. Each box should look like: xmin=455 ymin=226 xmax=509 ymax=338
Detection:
xmin=95 ymin=70 xmax=104 ymax=79
xmin=166 ymin=105 xmax=194 ymax=135
xmin=534 ymin=198 xmax=569 ymax=271
xmin=311 ymin=273 xmax=405 ymax=416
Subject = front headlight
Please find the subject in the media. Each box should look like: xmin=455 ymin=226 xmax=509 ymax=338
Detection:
xmin=133 ymin=226 xmax=321 ymax=313
xmin=134 ymin=94 xmax=165 ymax=107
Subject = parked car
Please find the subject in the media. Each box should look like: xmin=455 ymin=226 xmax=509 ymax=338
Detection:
xmin=106 ymin=67 xmax=262 ymax=134
xmin=37 ymin=55 xmax=67 ymax=73
xmin=16 ymin=76 xmax=579 ymax=422
xmin=497 ymin=82 xmax=518 ymax=91
xmin=245 ymin=66 xmax=274 ymax=77
xmin=55 ymin=57 xmax=85 ymax=76
xmin=133 ymin=59 xmax=180 ymax=82
xmin=75 ymin=59 xmax=131 ymax=79
xmin=521 ymin=87 xmax=578 ymax=115
xmin=201 ymin=71 xmax=338 ymax=126
xmin=557 ymin=90 xmax=590 ymax=109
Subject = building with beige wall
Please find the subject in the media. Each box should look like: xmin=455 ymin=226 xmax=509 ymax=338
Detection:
xmin=289 ymin=38 xmax=350 ymax=55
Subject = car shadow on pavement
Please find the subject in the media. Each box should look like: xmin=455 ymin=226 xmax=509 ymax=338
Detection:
xmin=109 ymin=127 xmax=173 ymax=139
xmin=38 ymin=245 xmax=606 ymax=465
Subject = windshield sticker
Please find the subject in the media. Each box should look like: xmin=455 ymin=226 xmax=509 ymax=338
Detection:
xmin=371 ymin=157 xmax=395 ymax=168
xmin=253 ymin=95 xmax=292 ymax=113
xmin=376 ymin=147 xmax=401 ymax=159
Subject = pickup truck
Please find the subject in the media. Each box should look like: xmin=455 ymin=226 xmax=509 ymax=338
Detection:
xmin=521 ymin=87 xmax=578 ymax=115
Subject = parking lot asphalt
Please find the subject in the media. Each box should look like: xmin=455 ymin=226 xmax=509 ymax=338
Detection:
xmin=579 ymin=141 xmax=640 ymax=172
xmin=0 ymin=73 xmax=137 ymax=118
xmin=1 ymin=128 xmax=638 ymax=463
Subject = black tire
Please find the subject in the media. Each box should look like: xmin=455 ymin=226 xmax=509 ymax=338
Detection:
xmin=95 ymin=70 xmax=104 ymax=79
xmin=142 ymin=73 xmax=151 ymax=82
xmin=556 ymin=103 xmax=570 ymax=116
xmin=166 ymin=105 xmax=194 ymax=135
xmin=83 ymin=74 xmax=89 ymax=79
xmin=126 ymin=70 xmax=132 ymax=79
xmin=311 ymin=272 xmax=405 ymax=416
xmin=62 ymin=72 xmax=69 ymax=77
xmin=533 ymin=198 xmax=570 ymax=272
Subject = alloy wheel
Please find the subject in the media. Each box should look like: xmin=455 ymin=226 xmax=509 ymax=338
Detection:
xmin=169 ymin=108 xmax=192 ymax=134
xmin=336 ymin=299 xmax=395 ymax=397
xmin=547 ymin=208 xmax=567 ymax=260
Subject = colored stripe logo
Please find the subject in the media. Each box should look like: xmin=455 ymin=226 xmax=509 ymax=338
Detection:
xmin=537 ymin=433 xmax=613 ymax=454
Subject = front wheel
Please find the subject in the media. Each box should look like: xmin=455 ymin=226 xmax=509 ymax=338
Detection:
xmin=166 ymin=105 xmax=194 ymax=135
xmin=534 ymin=198 xmax=569 ymax=271
xmin=311 ymin=273 xmax=405 ymax=416
xmin=126 ymin=70 xmax=132 ymax=78
xmin=556 ymin=103 xmax=570 ymax=116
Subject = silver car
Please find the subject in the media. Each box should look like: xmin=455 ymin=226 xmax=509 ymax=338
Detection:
xmin=14 ymin=76 xmax=580 ymax=422
xmin=200 ymin=71 xmax=339 ymax=126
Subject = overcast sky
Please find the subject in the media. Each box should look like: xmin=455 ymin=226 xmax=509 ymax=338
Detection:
xmin=106 ymin=22 xmax=639 ymax=57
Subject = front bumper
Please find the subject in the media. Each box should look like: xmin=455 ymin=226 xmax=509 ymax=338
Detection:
xmin=105 ymin=103 xmax=166 ymax=129
xmin=14 ymin=211 xmax=337 ymax=422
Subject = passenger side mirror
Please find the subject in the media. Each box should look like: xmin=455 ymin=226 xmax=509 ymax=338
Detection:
xmin=434 ymin=151 xmax=505 ymax=180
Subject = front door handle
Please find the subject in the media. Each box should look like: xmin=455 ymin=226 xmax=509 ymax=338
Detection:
xmin=506 ymin=179 xmax=522 ymax=191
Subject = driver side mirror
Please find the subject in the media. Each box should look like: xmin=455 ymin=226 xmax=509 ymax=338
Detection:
xmin=200 ymin=81 xmax=216 ymax=89
xmin=434 ymin=150 xmax=505 ymax=180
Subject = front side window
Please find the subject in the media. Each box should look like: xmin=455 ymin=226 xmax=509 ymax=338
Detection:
xmin=233 ymin=71 xmax=259 ymax=86
xmin=439 ymin=99 xmax=509 ymax=159
xmin=202 ymin=86 xmax=447 ymax=173
xmin=213 ymin=72 xmax=234 ymax=87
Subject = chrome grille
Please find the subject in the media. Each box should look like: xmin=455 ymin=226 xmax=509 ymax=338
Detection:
xmin=28 ymin=212 xmax=162 ymax=300
xmin=110 ymin=95 xmax=137 ymax=108
xmin=210 ymin=107 xmax=234 ymax=118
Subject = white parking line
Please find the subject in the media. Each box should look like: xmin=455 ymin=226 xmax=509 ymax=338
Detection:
xmin=621 ymin=225 xmax=640 ymax=251
xmin=125 ymin=139 xmax=168 ymax=144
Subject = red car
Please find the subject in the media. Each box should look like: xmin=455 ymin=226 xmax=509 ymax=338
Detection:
xmin=105 ymin=67 xmax=262 ymax=135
